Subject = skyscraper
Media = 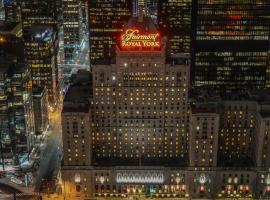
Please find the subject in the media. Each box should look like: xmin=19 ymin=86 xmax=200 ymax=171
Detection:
xmin=20 ymin=0 xmax=58 ymax=35
xmin=0 ymin=21 xmax=23 ymax=61
xmin=0 ymin=58 xmax=34 ymax=160
xmin=3 ymin=0 xmax=21 ymax=22
xmin=133 ymin=0 xmax=158 ymax=21
xmin=24 ymin=25 xmax=58 ymax=105
xmin=62 ymin=0 xmax=83 ymax=64
xmin=62 ymin=13 xmax=192 ymax=199
xmin=193 ymin=0 xmax=270 ymax=94
xmin=88 ymin=0 xmax=132 ymax=65
xmin=157 ymin=0 xmax=192 ymax=58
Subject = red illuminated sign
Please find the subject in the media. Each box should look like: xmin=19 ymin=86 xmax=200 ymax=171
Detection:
xmin=121 ymin=29 xmax=160 ymax=49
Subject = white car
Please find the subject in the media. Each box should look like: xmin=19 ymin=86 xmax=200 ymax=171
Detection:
xmin=10 ymin=176 xmax=23 ymax=185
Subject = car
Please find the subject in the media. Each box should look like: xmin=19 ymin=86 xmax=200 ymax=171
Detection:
xmin=10 ymin=176 xmax=23 ymax=185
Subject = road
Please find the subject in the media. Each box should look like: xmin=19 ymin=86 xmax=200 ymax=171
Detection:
xmin=33 ymin=130 xmax=62 ymax=192
xmin=74 ymin=35 xmax=90 ymax=68
xmin=34 ymin=99 xmax=63 ymax=193
xmin=35 ymin=22 xmax=89 ymax=197
xmin=34 ymin=25 xmax=88 ymax=192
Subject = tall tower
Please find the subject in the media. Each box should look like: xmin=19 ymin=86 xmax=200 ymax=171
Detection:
xmin=20 ymin=0 xmax=58 ymax=34
xmin=157 ymin=0 xmax=192 ymax=59
xmin=90 ymin=15 xmax=190 ymax=165
xmin=193 ymin=0 xmax=270 ymax=94
xmin=88 ymin=0 xmax=132 ymax=65
xmin=0 ymin=59 xmax=34 ymax=160
xmin=3 ymin=0 xmax=21 ymax=22
xmin=24 ymin=26 xmax=58 ymax=105
xmin=62 ymin=0 xmax=83 ymax=64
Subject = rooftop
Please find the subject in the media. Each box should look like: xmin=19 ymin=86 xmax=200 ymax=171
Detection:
xmin=0 ymin=58 xmax=13 ymax=74
xmin=70 ymin=69 xmax=92 ymax=85
xmin=27 ymin=25 xmax=54 ymax=42
xmin=248 ymin=89 xmax=270 ymax=104
xmin=191 ymin=102 xmax=220 ymax=114
xmin=0 ymin=21 xmax=20 ymax=32
xmin=63 ymin=80 xmax=92 ymax=113
xmin=260 ymin=111 xmax=270 ymax=118
xmin=33 ymin=87 xmax=46 ymax=96
xmin=0 ymin=57 xmax=27 ymax=77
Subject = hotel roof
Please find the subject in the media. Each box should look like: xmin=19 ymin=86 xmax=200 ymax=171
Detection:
xmin=62 ymin=83 xmax=91 ymax=113
xmin=63 ymin=71 xmax=92 ymax=113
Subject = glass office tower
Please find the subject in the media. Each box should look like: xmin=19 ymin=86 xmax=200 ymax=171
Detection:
xmin=20 ymin=0 xmax=58 ymax=34
xmin=158 ymin=0 xmax=192 ymax=59
xmin=88 ymin=0 xmax=132 ymax=65
xmin=62 ymin=0 xmax=83 ymax=64
xmin=193 ymin=0 xmax=270 ymax=94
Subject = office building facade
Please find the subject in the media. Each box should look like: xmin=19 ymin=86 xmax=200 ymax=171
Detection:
xmin=157 ymin=0 xmax=192 ymax=58
xmin=88 ymin=0 xmax=132 ymax=65
xmin=20 ymin=0 xmax=58 ymax=35
xmin=193 ymin=0 xmax=270 ymax=93
xmin=62 ymin=0 xmax=83 ymax=64
xmin=3 ymin=0 xmax=21 ymax=22
xmin=0 ymin=58 xmax=35 ymax=159
xmin=24 ymin=25 xmax=58 ymax=105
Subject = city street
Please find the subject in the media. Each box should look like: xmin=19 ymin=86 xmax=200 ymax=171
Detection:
xmin=33 ymin=130 xmax=62 ymax=193
xmin=74 ymin=35 xmax=90 ymax=68
xmin=34 ymin=94 xmax=63 ymax=194
xmin=60 ymin=35 xmax=90 ymax=76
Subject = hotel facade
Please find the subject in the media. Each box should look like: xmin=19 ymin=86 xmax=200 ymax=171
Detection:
xmin=61 ymin=15 xmax=270 ymax=199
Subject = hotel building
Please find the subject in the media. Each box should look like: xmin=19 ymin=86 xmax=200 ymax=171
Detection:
xmin=61 ymin=12 xmax=270 ymax=200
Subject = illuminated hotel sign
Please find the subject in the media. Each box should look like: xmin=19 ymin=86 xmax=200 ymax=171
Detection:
xmin=121 ymin=29 xmax=160 ymax=49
